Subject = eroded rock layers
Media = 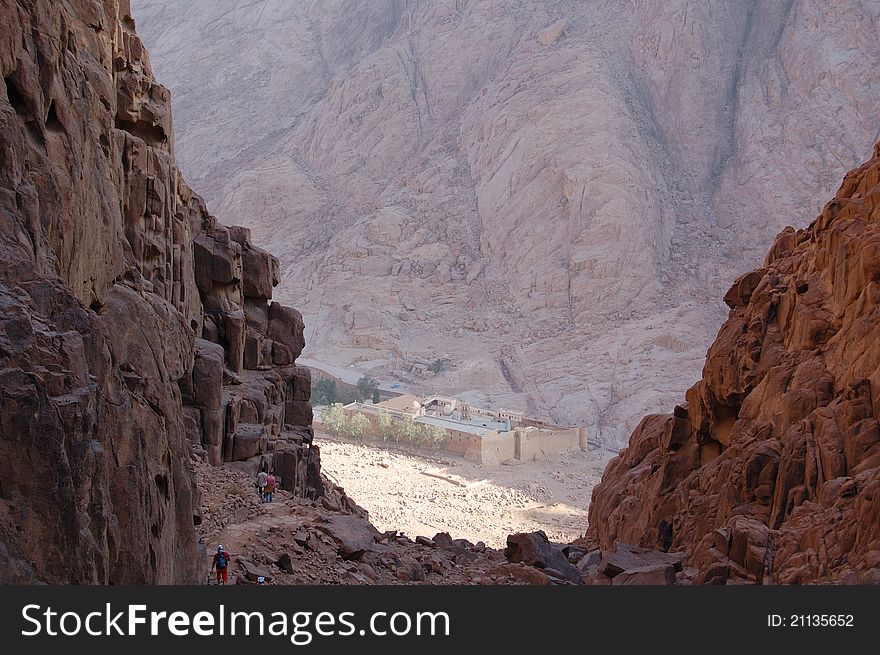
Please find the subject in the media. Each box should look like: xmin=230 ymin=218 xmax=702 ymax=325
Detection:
xmin=0 ymin=0 xmax=314 ymax=584
xmin=588 ymin=144 xmax=880 ymax=584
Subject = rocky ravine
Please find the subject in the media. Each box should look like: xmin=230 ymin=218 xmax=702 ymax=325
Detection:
xmin=133 ymin=0 xmax=880 ymax=448
xmin=0 ymin=0 xmax=317 ymax=583
xmin=1 ymin=0 xmax=643 ymax=589
xmin=4 ymin=0 xmax=878 ymax=587
xmin=194 ymin=460 xmax=688 ymax=587
xmin=588 ymin=144 xmax=880 ymax=584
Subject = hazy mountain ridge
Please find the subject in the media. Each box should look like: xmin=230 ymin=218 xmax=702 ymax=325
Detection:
xmin=134 ymin=0 xmax=880 ymax=447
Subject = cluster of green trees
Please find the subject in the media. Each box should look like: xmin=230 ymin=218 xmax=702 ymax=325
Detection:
xmin=321 ymin=404 xmax=449 ymax=451
xmin=321 ymin=404 xmax=370 ymax=440
xmin=377 ymin=412 xmax=449 ymax=450
xmin=312 ymin=378 xmax=338 ymax=406
xmin=312 ymin=374 xmax=378 ymax=406
xmin=356 ymin=375 xmax=381 ymax=403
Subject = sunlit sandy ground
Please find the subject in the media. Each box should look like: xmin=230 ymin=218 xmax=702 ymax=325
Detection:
xmin=317 ymin=433 xmax=613 ymax=548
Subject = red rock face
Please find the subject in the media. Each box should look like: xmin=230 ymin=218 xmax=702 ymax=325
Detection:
xmin=587 ymin=142 xmax=880 ymax=584
xmin=0 ymin=1 xmax=314 ymax=583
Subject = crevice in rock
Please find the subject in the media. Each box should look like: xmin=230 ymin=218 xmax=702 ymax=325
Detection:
xmin=4 ymin=74 xmax=45 ymax=150
xmin=4 ymin=75 xmax=28 ymax=115
xmin=114 ymin=116 xmax=167 ymax=146
xmin=155 ymin=473 xmax=169 ymax=500
xmin=45 ymin=99 xmax=64 ymax=134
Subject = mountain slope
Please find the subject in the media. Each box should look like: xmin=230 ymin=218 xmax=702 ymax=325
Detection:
xmin=588 ymin=143 xmax=880 ymax=583
xmin=133 ymin=0 xmax=880 ymax=447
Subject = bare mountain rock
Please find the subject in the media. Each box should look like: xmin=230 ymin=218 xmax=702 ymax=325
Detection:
xmin=587 ymin=143 xmax=880 ymax=584
xmin=0 ymin=0 xmax=316 ymax=583
xmin=133 ymin=0 xmax=880 ymax=448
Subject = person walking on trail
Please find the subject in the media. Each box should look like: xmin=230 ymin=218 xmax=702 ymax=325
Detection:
xmin=257 ymin=469 xmax=268 ymax=502
xmin=211 ymin=544 xmax=232 ymax=585
xmin=264 ymin=471 xmax=276 ymax=503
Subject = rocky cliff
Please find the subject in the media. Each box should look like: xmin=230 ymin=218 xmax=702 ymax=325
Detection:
xmin=0 ymin=0 xmax=315 ymax=583
xmin=587 ymin=144 xmax=880 ymax=584
xmin=133 ymin=0 xmax=880 ymax=448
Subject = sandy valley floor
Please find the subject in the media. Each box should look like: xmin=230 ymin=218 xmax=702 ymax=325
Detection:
xmin=317 ymin=434 xmax=614 ymax=548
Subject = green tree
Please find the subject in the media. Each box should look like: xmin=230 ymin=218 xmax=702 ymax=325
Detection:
xmin=356 ymin=375 xmax=380 ymax=402
xmin=425 ymin=425 xmax=449 ymax=451
xmin=396 ymin=415 xmax=420 ymax=450
xmin=378 ymin=411 xmax=393 ymax=443
xmin=322 ymin=403 xmax=346 ymax=437
xmin=427 ymin=358 xmax=449 ymax=374
xmin=372 ymin=388 xmax=381 ymax=404
xmin=343 ymin=412 xmax=370 ymax=442
xmin=312 ymin=379 xmax=337 ymax=406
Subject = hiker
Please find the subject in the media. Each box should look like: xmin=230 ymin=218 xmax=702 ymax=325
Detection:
xmin=211 ymin=544 xmax=232 ymax=585
xmin=264 ymin=471 xmax=276 ymax=503
xmin=257 ymin=469 xmax=268 ymax=502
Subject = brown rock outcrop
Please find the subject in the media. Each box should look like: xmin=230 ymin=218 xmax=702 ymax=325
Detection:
xmin=0 ymin=1 xmax=316 ymax=583
xmin=504 ymin=531 xmax=582 ymax=584
xmin=587 ymin=143 xmax=880 ymax=584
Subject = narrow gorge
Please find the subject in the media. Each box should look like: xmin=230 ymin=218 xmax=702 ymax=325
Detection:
xmin=1 ymin=0 xmax=878 ymax=586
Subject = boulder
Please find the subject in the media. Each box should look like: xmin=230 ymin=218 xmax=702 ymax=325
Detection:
xmin=191 ymin=339 xmax=224 ymax=409
xmin=230 ymin=424 xmax=266 ymax=461
xmin=575 ymin=549 xmax=602 ymax=574
xmin=598 ymin=543 xmax=683 ymax=578
xmin=273 ymin=446 xmax=316 ymax=496
xmin=285 ymin=399 xmax=313 ymax=429
xmin=193 ymin=225 xmax=242 ymax=291
xmin=538 ymin=19 xmax=567 ymax=46
xmin=315 ymin=515 xmax=381 ymax=559
xmin=492 ymin=563 xmax=551 ymax=585
xmin=201 ymin=408 xmax=224 ymax=466
xmin=182 ymin=406 xmax=202 ymax=444
xmin=432 ymin=532 xmax=454 ymax=548
xmin=723 ymin=268 xmax=766 ymax=309
xmin=244 ymin=333 xmax=262 ymax=370
xmin=276 ymin=553 xmax=295 ymax=575
xmin=396 ymin=560 xmax=426 ymax=582
xmin=239 ymin=558 xmax=271 ymax=582
xmin=272 ymin=341 xmax=294 ymax=366
xmin=244 ymin=299 xmax=269 ymax=334
xmin=286 ymin=366 xmax=312 ymax=401
xmin=223 ymin=309 xmax=245 ymax=373
xmin=267 ymin=302 xmax=305 ymax=362
xmin=227 ymin=225 xmax=252 ymax=245
xmin=241 ymin=244 xmax=279 ymax=300
xmin=612 ymin=564 xmax=676 ymax=585
xmin=504 ymin=531 xmax=582 ymax=584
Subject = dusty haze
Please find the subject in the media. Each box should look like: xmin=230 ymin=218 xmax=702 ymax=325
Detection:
xmin=133 ymin=0 xmax=880 ymax=448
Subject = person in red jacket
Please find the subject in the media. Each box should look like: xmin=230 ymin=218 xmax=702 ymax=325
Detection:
xmin=264 ymin=471 xmax=276 ymax=503
xmin=211 ymin=544 xmax=232 ymax=584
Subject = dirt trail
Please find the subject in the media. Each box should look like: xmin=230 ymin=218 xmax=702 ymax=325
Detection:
xmin=194 ymin=462 xmax=539 ymax=585
xmin=214 ymin=491 xmax=301 ymax=557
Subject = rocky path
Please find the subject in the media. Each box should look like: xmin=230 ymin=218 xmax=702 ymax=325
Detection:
xmin=195 ymin=462 xmax=536 ymax=585
xmin=194 ymin=455 xmax=693 ymax=586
